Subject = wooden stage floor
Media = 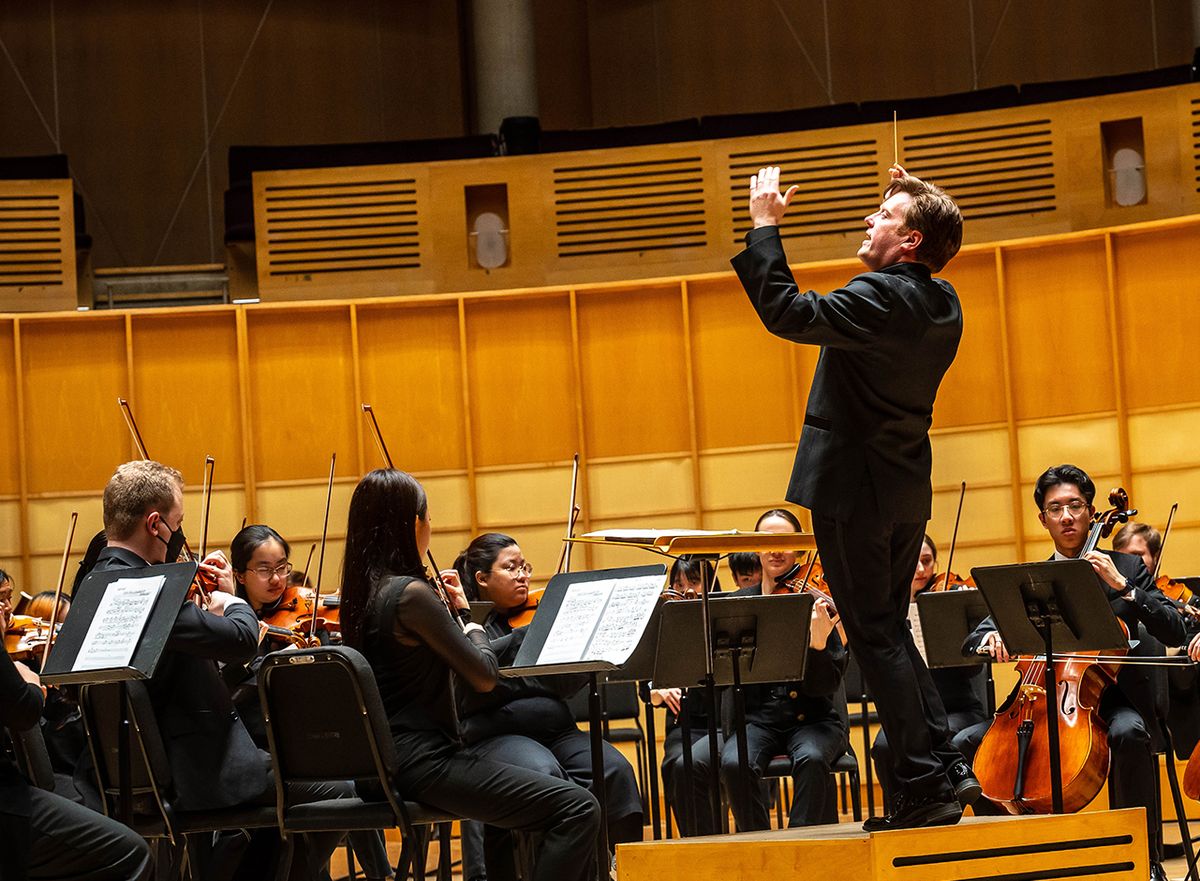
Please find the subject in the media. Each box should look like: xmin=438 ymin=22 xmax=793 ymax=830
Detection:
xmin=616 ymin=809 xmax=1149 ymax=881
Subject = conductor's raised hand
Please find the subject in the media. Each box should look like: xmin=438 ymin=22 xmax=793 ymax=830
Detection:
xmin=748 ymin=166 xmax=798 ymax=229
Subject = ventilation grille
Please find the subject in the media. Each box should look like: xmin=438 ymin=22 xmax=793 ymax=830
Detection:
xmin=1192 ymin=98 xmax=1200 ymax=192
xmin=728 ymin=140 xmax=881 ymax=243
xmin=0 ymin=191 xmax=69 ymax=288
xmin=260 ymin=177 xmax=420 ymax=278
xmin=902 ymin=119 xmax=1056 ymax=220
xmin=553 ymin=157 xmax=708 ymax=258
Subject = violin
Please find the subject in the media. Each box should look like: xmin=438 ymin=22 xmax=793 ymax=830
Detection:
xmin=927 ymin=571 xmax=976 ymax=591
xmin=776 ymin=553 xmax=847 ymax=644
xmin=5 ymin=615 xmax=58 ymax=663
xmin=972 ymin=486 xmax=1136 ymax=814
xmin=261 ymin=585 xmax=338 ymax=645
xmin=505 ymin=587 xmax=544 ymax=629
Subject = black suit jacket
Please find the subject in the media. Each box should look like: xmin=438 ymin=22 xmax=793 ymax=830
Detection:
xmin=86 ymin=547 xmax=270 ymax=810
xmin=963 ymin=550 xmax=1186 ymax=731
xmin=732 ymin=227 xmax=962 ymax=521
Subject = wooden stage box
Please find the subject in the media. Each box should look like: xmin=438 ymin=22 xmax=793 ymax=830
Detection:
xmin=617 ymin=809 xmax=1147 ymax=881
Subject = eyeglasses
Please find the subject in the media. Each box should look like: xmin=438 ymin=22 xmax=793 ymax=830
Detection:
xmin=497 ymin=562 xmax=533 ymax=578
xmin=248 ymin=562 xmax=293 ymax=580
xmin=1043 ymin=500 xmax=1089 ymax=519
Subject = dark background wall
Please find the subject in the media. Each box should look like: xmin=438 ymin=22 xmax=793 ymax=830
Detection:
xmin=0 ymin=0 xmax=1191 ymax=268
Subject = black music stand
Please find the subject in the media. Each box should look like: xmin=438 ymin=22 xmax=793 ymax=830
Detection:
xmin=504 ymin=564 xmax=666 ymax=880
xmin=42 ymin=561 xmax=196 ymax=822
xmin=654 ymin=593 xmax=814 ymax=834
xmin=971 ymin=560 xmax=1128 ymax=814
xmin=916 ymin=589 xmax=996 ymax=713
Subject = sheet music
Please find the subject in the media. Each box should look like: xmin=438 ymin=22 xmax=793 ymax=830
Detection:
xmin=72 ymin=575 xmax=165 ymax=672
xmin=536 ymin=582 xmax=611 ymax=664
xmin=907 ymin=601 xmax=928 ymax=665
xmin=582 ymin=575 xmax=662 ymax=663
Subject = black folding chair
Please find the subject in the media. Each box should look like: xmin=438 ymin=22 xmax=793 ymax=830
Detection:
xmin=78 ymin=681 xmax=279 ymax=881
xmin=258 ymin=646 xmax=460 ymax=881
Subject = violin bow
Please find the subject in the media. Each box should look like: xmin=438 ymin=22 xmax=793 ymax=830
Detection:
xmin=360 ymin=403 xmax=456 ymax=618
xmin=942 ymin=480 xmax=966 ymax=588
xmin=1154 ymin=503 xmax=1178 ymax=581
xmin=40 ymin=511 xmax=78 ymax=672
xmin=199 ymin=456 xmax=214 ymax=559
xmin=117 ymin=397 xmax=151 ymax=460
xmin=309 ymin=453 xmax=336 ymax=643
xmin=302 ymin=543 xmax=317 ymax=586
xmin=555 ymin=453 xmax=581 ymax=575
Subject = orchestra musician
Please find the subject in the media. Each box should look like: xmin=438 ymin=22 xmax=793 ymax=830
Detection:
xmin=89 ymin=460 xmax=347 ymax=881
xmin=451 ymin=532 xmax=642 ymax=881
xmin=963 ymin=465 xmax=1184 ymax=881
xmin=716 ymin=508 xmax=848 ymax=831
xmin=225 ymin=524 xmax=394 ymax=881
xmin=733 ymin=163 xmax=970 ymax=830
xmin=338 ymin=470 xmax=600 ymax=881
xmin=871 ymin=535 xmax=988 ymax=811
xmin=649 ymin=556 xmax=722 ymax=837
xmin=726 ymin=552 xmax=762 ymax=591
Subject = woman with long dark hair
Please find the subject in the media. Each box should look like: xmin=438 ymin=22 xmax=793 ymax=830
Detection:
xmin=339 ymin=470 xmax=599 ymax=881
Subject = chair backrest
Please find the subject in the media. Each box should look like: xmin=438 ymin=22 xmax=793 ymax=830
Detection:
xmin=599 ymin=681 xmax=641 ymax=725
xmin=7 ymin=723 xmax=55 ymax=792
xmin=78 ymin=681 xmax=172 ymax=826
xmin=258 ymin=646 xmax=402 ymax=811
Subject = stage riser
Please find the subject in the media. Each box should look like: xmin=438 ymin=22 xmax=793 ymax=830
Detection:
xmin=617 ymin=809 xmax=1147 ymax=881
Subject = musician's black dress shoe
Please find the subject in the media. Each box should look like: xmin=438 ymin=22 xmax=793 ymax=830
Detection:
xmin=1149 ymin=859 xmax=1168 ymax=881
xmin=947 ymin=760 xmax=982 ymax=807
xmin=862 ymin=790 xmax=963 ymax=832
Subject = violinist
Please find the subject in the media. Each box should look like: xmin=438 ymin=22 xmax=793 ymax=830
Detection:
xmin=453 ymin=532 xmax=642 ymax=880
xmin=1 ymin=644 xmax=152 ymax=881
xmin=0 ymin=570 xmax=14 ymax=630
xmin=91 ymin=460 xmax=346 ymax=881
xmin=224 ymin=524 xmax=393 ymax=881
xmin=871 ymin=535 xmax=987 ymax=811
xmin=963 ymin=465 xmax=1184 ymax=881
xmin=25 ymin=591 xmax=70 ymax=624
xmin=717 ymin=508 xmax=848 ymax=831
xmin=649 ymin=556 xmax=722 ymax=836
xmin=338 ymin=471 xmax=599 ymax=881
xmin=1113 ymin=521 xmax=1161 ymax=575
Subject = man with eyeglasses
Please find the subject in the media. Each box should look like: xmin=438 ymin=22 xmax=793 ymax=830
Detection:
xmin=961 ymin=463 xmax=1184 ymax=881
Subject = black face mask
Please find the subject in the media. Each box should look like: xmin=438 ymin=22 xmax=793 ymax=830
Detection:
xmin=155 ymin=519 xmax=188 ymax=563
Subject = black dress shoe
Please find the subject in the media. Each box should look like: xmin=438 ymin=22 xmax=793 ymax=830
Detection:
xmin=1149 ymin=859 xmax=1168 ymax=881
xmin=947 ymin=760 xmax=982 ymax=807
xmin=862 ymin=791 xmax=963 ymax=832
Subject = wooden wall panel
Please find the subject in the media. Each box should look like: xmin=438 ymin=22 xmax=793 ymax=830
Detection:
xmin=419 ymin=475 xmax=472 ymax=532
xmin=356 ymin=304 xmax=466 ymax=473
xmin=929 ymin=486 xmax=1015 ymax=546
xmin=1113 ymin=225 xmax=1200 ymax=410
xmin=28 ymin=497 xmax=103 ymax=556
xmin=245 ymin=308 xmax=356 ymax=482
xmin=577 ymin=286 xmax=690 ymax=458
xmin=930 ymin=428 xmax=1011 ymax=488
xmin=697 ymin=448 xmax=795 ymax=513
xmin=1159 ymin=527 xmax=1200 ymax=576
xmin=1016 ymin=417 xmax=1122 ymax=482
xmin=1128 ymin=408 xmax=1200 ymax=470
xmin=0 ymin=321 xmax=19 ymax=494
xmin=130 ymin=312 xmax=242 ymax=485
xmin=587 ymin=458 xmax=694 ymax=520
xmin=1004 ymin=240 xmax=1115 ymax=420
xmin=688 ymin=278 xmax=797 ymax=451
xmin=1131 ymin=467 xmax=1200 ymax=529
xmin=21 ymin=317 xmax=128 ymax=494
xmin=936 ymin=251 xmax=1007 ymax=427
xmin=465 ymin=297 xmax=575 ymax=467
xmin=476 ymin=465 xmax=574 ymax=528
xmin=0 ymin=501 xmax=20 ymax=568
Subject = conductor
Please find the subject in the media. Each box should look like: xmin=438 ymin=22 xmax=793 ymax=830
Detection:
xmin=732 ymin=163 xmax=968 ymax=830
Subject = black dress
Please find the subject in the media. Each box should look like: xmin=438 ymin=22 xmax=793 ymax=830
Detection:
xmin=355 ymin=576 xmax=600 ymax=881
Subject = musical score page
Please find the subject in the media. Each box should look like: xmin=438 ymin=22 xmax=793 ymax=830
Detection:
xmin=907 ymin=600 xmax=928 ymax=665
xmin=72 ymin=575 xmax=165 ymax=672
xmin=535 ymin=574 xmax=662 ymax=666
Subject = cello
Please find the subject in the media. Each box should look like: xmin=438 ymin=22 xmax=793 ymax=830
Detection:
xmin=972 ymin=487 xmax=1137 ymax=814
